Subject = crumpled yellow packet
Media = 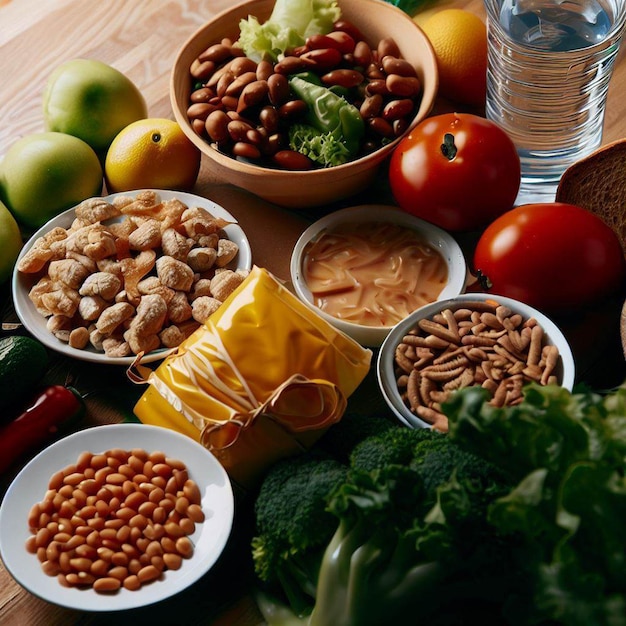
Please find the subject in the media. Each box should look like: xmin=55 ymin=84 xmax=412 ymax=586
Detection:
xmin=131 ymin=266 xmax=372 ymax=489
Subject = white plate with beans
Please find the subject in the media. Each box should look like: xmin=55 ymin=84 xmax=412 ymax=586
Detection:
xmin=12 ymin=189 xmax=253 ymax=365
xmin=0 ymin=423 xmax=235 ymax=611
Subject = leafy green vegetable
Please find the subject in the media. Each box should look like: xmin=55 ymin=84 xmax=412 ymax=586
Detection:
xmin=237 ymin=0 xmax=341 ymax=62
xmin=288 ymin=76 xmax=364 ymax=157
xmin=446 ymin=383 xmax=626 ymax=625
xmin=252 ymin=414 xmax=514 ymax=625
xmin=288 ymin=124 xmax=350 ymax=167
xmin=252 ymin=381 xmax=626 ymax=625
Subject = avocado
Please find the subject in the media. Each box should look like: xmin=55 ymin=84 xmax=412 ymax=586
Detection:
xmin=0 ymin=335 xmax=48 ymax=410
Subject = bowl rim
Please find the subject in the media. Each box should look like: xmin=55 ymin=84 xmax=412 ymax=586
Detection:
xmin=169 ymin=0 xmax=439 ymax=180
xmin=289 ymin=204 xmax=468 ymax=338
xmin=376 ymin=292 xmax=577 ymax=429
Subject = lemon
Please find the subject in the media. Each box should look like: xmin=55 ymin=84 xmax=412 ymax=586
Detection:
xmin=43 ymin=59 xmax=147 ymax=155
xmin=0 ymin=200 xmax=23 ymax=284
xmin=420 ymin=9 xmax=488 ymax=107
xmin=0 ymin=132 xmax=103 ymax=230
xmin=104 ymin=118 xmax=201 ymax=193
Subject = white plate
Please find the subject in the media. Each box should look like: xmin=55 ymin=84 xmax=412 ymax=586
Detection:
xmin=0 ymin=423 xmax=234 ymax=612
xmin=12 ymin=190 xmax=253 ymax=365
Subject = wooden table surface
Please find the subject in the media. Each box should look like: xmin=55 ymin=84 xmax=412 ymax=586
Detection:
xmin=1 ymin=1 xmax=625 ymax=625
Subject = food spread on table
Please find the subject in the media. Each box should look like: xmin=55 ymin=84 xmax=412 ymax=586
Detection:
xmin=1 ymin=0 xmax=626 ymax=625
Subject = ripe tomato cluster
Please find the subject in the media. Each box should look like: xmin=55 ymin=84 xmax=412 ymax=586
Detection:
xmin=389 ymin=112 xmax=626 ymax=313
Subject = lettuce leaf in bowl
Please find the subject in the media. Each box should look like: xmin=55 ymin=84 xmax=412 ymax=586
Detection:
xmin=238 ymin=0 xmax=341 ymax=62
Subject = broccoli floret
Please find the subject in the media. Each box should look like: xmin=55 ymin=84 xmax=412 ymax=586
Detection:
xmin=252 ymin=419 xmax=517 ymax=626
xmin=317 ymin=411 xmax=396 ymax=463
xmin=349 ymin=424 xmax=443 ymax=471
xmin=251 ymin=450 xmax=348 ymax=616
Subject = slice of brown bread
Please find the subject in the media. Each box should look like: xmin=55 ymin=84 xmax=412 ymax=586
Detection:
xmin=556 ymin=140 xmax=626 ymax=359
xmin=556 ymin=138 xmax=626 ymax=255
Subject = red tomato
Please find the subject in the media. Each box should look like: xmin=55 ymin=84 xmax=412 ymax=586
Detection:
xmin=389 ymin=113 xmax=521 ymax=232
xmin=473 ymin=202 xmax=626 ymax=312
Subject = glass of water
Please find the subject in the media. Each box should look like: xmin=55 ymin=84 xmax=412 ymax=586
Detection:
xmin=484 ymin=0 xmax=626 ymax=204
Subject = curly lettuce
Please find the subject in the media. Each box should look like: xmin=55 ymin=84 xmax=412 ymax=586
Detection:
xmin=237 ymin=0 xmax=341 ymax=62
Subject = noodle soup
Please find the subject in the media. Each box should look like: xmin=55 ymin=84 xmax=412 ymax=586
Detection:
xmin=302 ymin=222 xmax=448 ymax=327
xmin=290 ymin=205 xmax=467 ymax=347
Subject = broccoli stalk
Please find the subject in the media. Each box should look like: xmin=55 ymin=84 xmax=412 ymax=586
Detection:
xmin=310 ymin=466 xmax=447 ymax=626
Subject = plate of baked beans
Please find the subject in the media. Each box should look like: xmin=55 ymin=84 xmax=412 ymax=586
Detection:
xmin=12 ymin=189 xmax=253 ymax=365
xmin=0 ymin=423 xmax=235 ymax=611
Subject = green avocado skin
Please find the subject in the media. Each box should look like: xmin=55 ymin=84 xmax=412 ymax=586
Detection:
xmin=0 ymin=336 xmax=48 ymax=411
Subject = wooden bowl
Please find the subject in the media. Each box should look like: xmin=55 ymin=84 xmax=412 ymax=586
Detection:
xmin=170 ymin=0 xmax=438 ymax=209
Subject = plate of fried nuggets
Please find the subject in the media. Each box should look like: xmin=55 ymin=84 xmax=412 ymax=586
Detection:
xmin=12 ymin=190 xmax=253 ymax=365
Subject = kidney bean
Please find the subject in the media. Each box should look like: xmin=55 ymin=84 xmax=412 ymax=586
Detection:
xmin=322 ymin=68 xmax=364 ymax=88
xmin=187 ymin=102 xmax=218 ymax=121
xmin=327 ymin=30 xmax=356 ymax=54
xmin=256 ymin=59 xmax=273 ymax=81
xmin=274 ymin=55 xmax=315 ymax=74
xmin=300 ymin=47 xmax=343 ymax=70
xmin=386 ymin=74 xmax=421 ymax=97
xmin=267 ymin=73 xmax=290 ymax=105
xmin=190 ymin=58 xmax=215 ymax=80
xmin=382 ymin=55 xmax=418 ymax=78
xmin=383 ymin=98 xmax=414 ymax=121
xmin=352 ymin=40 xmax=373 ymax=68
xmin=237 ymin=79 xmax=270 ymax=112
xmin=278 ymin=99 xmax=307 ymax=119
xmin=224 ymin=71 xmax=257 ymax=96
xmin=377 ymin=36 xmax=401 ymax=59
xmin=368 ymin=116 xmax=395 ymax=138
xmin=232 ymin=141 xmax=261 ymax=159
xmin=229 ymin=56 xmax=258 ymax=77
xmin=272 ymin=149 xmax=315 ymax=170
xmin=259 ymin=105 xmax=280 ymax=133
xmin=365 ymin=79 xmax=389 ymax=96
xmin=220 ymin=94 xmax=238 ymax=111
xmin=199 ymin=42 xmax=232 ymax=64
xmin=306 ymin=33 xmax=339 ymax=50
xmin=333 ymin=19 xmax=364 ymax=43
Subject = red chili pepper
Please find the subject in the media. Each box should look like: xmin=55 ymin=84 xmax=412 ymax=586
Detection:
xmin=0 ymin=385 xmax=84 ymax=475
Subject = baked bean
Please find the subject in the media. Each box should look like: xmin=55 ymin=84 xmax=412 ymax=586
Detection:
xmin=93 ymin=576 xmax=121 ymax=592
xmin=26 ymin=449 xmax=204 ymax=593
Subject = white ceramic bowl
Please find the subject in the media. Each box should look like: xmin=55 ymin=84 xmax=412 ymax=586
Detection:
xmin=377 ymin=293 xmax=576 ymax=429
xmin=12 ymin=190 xmax=252 ymax=365
xmin=170 ymin=0 xmax=438 ymax=208
xmin=290 ymin=205 xmax=467 ymax=347
xmin=0 ymin=423 xmax=234 ymax=612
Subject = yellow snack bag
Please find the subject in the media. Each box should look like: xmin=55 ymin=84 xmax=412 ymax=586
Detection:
xmin=131 ymin=267 xmax=372 ymax=489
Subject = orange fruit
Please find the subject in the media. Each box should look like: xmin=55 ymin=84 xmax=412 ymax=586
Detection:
xmin=104 ymin=118 xmax=201 ymax=193
xmin=420 ymin=9 xmax=487 ymax=107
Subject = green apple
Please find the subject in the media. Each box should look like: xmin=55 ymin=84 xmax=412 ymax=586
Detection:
xmin=1 ymin=132 xmax=103 ymax=230
xmin=43 ymin=59 xmax=147 ymax=155
xmin=0 ymin=199 xmax=23 ymax=285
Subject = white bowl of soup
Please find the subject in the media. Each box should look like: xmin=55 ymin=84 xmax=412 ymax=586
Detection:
xmin=290 ymin=205 xmax=467 ymax=347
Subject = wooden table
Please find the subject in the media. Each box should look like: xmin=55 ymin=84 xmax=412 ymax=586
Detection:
xmin=1 ymin=1 xmax=625 ymax=625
